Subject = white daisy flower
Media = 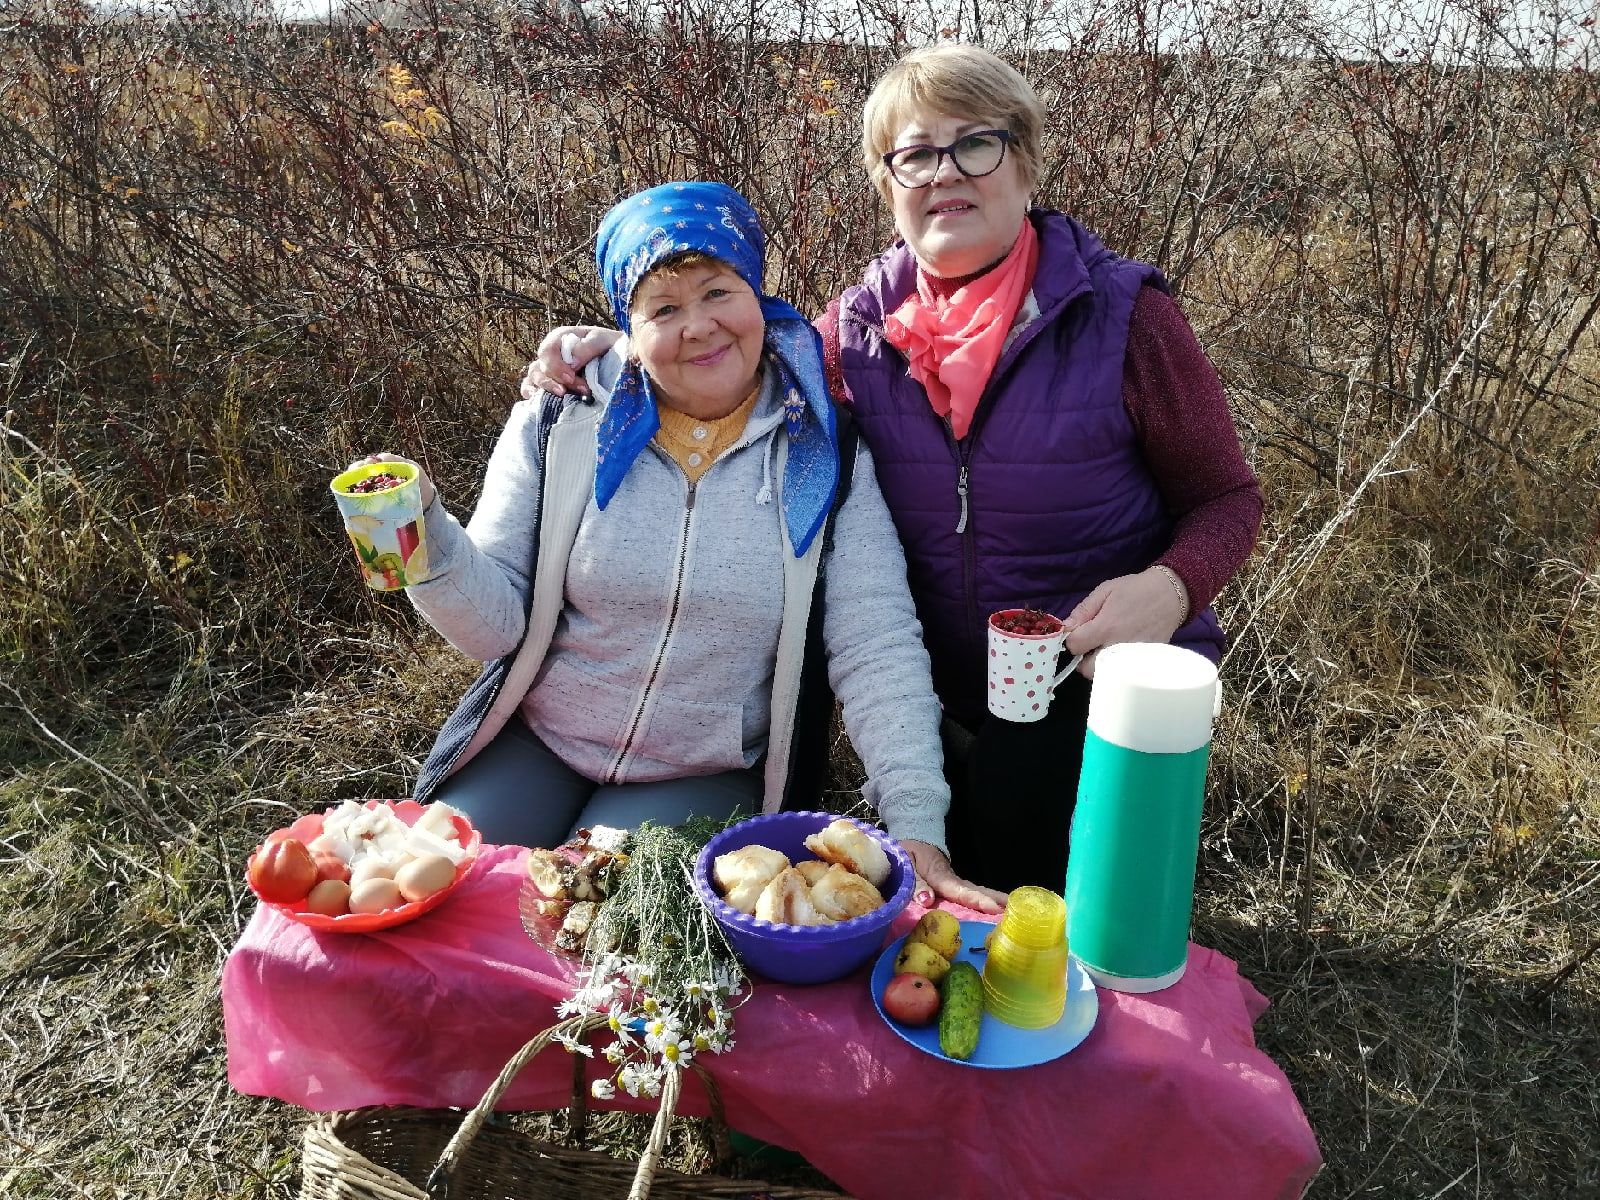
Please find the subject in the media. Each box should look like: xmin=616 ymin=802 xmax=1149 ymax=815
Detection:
xmin=619 ymin=1062 xmax=662 ymax=1098
xmin=552 ymin=1029 xmax=593 ymax=1057
xmin=657 ymin=1034 xmax=694 ymax=1067
xmin=571 ymin=979 xmax=618 ymax=1011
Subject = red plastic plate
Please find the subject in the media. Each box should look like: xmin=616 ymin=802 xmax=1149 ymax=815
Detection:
xmin=245 ymin=799 xmax=482 ymax=933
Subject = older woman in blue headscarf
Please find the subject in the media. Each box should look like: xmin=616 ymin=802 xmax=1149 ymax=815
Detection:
xmin=355 ymin=182 xmax=1003 ymax=911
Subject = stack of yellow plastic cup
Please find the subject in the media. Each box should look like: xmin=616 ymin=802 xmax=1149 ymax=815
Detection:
xmin=982 ymin=886 xmax=1069 ymax=1029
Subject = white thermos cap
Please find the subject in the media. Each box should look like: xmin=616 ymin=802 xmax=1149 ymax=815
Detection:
xmin=1086 ymin=643 xmax=1220 ymax=755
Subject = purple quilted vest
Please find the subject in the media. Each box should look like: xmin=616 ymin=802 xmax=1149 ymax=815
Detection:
xmin=836 ymin=209 xmax=1224 ymax=729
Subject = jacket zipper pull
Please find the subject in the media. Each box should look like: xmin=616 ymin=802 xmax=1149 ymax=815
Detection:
xmin=955 ymin=465 xmax=969 ymax=534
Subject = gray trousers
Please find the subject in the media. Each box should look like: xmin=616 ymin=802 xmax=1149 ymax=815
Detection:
xmin=432 ymin=716 xmax=761 ymax=848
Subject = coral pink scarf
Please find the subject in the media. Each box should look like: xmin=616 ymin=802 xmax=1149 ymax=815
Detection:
xmin=882 ymin=218 xmax=1039 ymax=440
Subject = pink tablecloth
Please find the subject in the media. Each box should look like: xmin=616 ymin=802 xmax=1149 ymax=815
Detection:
xmin=223 ymin=844 xmax=1321 ymax=1200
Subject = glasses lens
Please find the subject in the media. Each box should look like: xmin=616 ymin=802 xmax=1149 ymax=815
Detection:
xmin=951 ymin=132 xmax=1006 ymax=177
xmin=888 ymin=145 xmax=940 ymax=185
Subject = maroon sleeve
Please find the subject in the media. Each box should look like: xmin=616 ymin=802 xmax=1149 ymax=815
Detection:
xmin=1122 ymin=285 xmax=1263 ymax=615
xmin=816 ymin=298 xmax=852 ymax=404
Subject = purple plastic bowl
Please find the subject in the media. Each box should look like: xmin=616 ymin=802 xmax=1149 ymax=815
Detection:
xmin=694 ymin=810 xmax=914 ymax=985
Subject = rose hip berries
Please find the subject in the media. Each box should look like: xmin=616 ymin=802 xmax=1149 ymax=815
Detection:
xmin=992 ymin=608 xmax=1061 ymax=636
xmin=344 ymin=472 xmax=406 ymax=494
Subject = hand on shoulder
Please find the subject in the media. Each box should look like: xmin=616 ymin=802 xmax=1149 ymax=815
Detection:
xmin=521 ymin=326 xmax=623 ymax=400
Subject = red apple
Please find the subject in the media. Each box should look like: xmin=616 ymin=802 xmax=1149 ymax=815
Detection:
xmin=312 ymin=852 xmax=351 ymax=884
xmin=882 ymin=971 xmax=942 ymax=1027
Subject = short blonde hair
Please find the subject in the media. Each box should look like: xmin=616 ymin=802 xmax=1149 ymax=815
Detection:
xmin=628 ymin=250 xmax=725 ymax=312
xmin=861 ymin=45 xmax=1045 ymax=203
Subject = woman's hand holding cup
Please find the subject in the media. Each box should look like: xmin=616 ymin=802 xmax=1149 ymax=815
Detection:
xmin=329 ymin=454 xmax=435 ymax=592
xmin=1061 ymin=566 xmax=1189 ymax=677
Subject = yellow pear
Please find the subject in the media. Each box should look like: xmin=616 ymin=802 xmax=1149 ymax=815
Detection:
xmin=893 ymin=940 xmax=952 ymax=984
xmin=906 ymin=910 xmax=962 ymax=960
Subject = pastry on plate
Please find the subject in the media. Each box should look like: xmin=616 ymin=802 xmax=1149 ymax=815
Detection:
xmin=808 ymin=863 xmax=884 ymax=921
xmin=754 ymin=866 xmax=831 ymax=926
xmin=804 ymin=819 xmax=891 ymax=888
xmin=713 ymin=844 xmax=790 ymax=915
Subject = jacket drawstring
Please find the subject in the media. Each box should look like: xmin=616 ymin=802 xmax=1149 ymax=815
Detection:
xmin=755 ymin=433 xmax=776 ymax=506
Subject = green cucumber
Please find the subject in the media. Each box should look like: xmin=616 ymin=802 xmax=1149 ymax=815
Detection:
xmin=937 ymin=961 xmax=983 ymax=1061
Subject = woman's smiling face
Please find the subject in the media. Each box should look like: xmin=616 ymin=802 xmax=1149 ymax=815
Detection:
xmin=887 ymin=112 xmax=1030 ymax=279
xmin=629 ymin=259 xmax=765 ymax=420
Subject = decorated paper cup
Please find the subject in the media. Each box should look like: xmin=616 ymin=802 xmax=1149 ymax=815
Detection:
xmin=982 ymin=886 xmax=1069 ymax=1029
xmin=987 ymin=608 xmax=1082 ymax=723
xmin=330 ymin=460 xmax=429 ymax=591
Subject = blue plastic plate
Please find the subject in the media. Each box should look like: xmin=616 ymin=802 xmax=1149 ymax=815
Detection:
xmin=870 ymin=919 xmax=1099 ymax=1069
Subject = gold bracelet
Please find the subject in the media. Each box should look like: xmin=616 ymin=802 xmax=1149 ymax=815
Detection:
xmin=1155 ymin=564 xmax=1190 ymax=623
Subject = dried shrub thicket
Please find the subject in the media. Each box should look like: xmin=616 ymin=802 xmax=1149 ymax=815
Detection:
xmin=0 ymin=0 xmax=1596 ymax=1195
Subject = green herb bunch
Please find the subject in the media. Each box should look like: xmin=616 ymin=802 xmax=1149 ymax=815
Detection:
xmin=553 ymin=816 xmax=749 ymax=1099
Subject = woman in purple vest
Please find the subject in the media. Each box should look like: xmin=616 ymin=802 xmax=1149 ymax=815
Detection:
xmin=524 ymin=46 xmax=1262 ymax=898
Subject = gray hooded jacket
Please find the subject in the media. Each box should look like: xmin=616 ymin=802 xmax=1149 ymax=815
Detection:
xmin=405 ymin=349 xmax=951 ymax=850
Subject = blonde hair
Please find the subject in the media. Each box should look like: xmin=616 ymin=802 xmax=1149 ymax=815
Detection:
xmin=861 ymin=45 xmax=1045 ymax=202
xmin=628 ymin=250 xmax=726 ymax=312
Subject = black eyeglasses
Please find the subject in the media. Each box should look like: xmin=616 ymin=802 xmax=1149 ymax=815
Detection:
xmin=881 ymin=129 xmax=1015 ymax=188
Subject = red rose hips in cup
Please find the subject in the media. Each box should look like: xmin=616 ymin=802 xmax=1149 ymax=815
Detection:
xmin=991 ymin=608 xmax=1062 ymax=637
xmin=344 ymin=471 xmax=406 ymax=495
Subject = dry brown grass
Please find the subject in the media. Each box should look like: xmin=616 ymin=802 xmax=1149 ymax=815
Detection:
xmin=1 ymin=2 xmax=1597 ymax=1196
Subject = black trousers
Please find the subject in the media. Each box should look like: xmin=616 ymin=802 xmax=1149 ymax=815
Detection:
xmin=942 ymin=672 xmax=1093 ymax=895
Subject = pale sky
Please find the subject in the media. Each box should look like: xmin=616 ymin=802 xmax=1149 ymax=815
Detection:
xmin=96 ymin=0 xmax=1595 ymax=68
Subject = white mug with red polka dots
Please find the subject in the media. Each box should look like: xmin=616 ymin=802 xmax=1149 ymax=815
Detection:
xmin=987 ymin=608 xmax=1085 ymax=722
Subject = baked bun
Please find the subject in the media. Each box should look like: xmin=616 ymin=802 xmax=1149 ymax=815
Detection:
xmin=804 ymin=819 xmax=891 ymax=888
xmin=754 ymin=866 xmax=831 ymax=926
xmin=713 ymin=845 xmax=789 ymax=915
xmin=793 ymin=860 xmax=831 ymax=887
xmin=808 ymin=863 xmax=884 ymax=921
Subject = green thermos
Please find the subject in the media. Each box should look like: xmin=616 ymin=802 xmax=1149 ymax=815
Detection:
xmin=1064 ymin=643 xmax=1219 ymax=992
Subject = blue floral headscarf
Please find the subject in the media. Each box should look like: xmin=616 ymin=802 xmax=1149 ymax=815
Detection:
xmin=592 ymin=181 xmax=839 ymax=558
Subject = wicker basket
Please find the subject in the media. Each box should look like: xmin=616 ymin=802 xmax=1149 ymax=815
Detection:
xmin=300 ymin=1013 xmax=848 ymax=1200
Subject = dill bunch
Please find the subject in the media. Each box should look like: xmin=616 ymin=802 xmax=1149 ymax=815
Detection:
xmin=557 ymin=816 xmax=750 ymax=1093
xmin=583 ymin=815 xmax=746 ymax=1011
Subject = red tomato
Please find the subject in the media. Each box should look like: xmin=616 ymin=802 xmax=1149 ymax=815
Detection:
xmin=285 ymin=812 xmax=325 ymax=844
xmin=312 ymin=852 xmax=351 ymax=884
xmin=248 ymin=837 xmax=318 ymax=903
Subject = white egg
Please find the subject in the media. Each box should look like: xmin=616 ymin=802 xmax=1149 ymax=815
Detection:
xmin=348 ymin=876 xmax=403 ymax=914
xmin=395 ymin=854 xmax=456 ymax=902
